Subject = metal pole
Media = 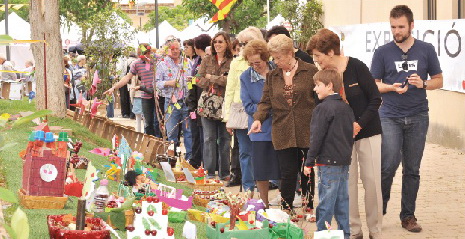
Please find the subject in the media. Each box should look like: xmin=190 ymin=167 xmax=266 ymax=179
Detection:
xmin=4 ymin=0 xmax=10 ymax=60
xmin=155 ymin=0 xmax=159 ymax=48
xmin=267 ymin=0 xmax=270 ymax=25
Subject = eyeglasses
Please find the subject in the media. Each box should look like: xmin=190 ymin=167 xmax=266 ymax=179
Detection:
xmin=213 ymin=40 xmax=224 ymax=44
xmin=239 ymin=42 xmax=248 ymax=47
xmin=401 ymin=53 xmax=408 ymax=71
xmin=248 ymin=61 xmax=263 ymax=66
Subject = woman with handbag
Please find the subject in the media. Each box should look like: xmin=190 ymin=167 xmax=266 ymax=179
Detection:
xmin=223 ymin=26 xmax=264 ymax=192
xmin=197 ymin=32 xmax=234 ymax=180
xmin=249 ymin=34 xmax=319 ymax=212
xmin=240 ymin=39 xmax=280 ymax=207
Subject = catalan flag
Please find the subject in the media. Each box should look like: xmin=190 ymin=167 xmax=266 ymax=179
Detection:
xmin=209 ymin=0 xmax=239 ymax=23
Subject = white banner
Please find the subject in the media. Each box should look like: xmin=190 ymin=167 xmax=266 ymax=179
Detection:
xmin=330 ymin=19 xmax=465 ymax=93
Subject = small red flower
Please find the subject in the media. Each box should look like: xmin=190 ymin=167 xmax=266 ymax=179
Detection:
xmin=168 ymin=73 xmax=173 ymax=77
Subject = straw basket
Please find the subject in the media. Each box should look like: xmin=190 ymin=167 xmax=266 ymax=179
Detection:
xmin=193 ymin=194 xmax=211 ymax=207
xmin=18 ymin=189 xmax=68 ymax=209
xmin=88 ymin=210 xmax=134 ymax=229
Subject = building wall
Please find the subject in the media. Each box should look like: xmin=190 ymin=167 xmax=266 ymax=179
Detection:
xmin=321 ymin=0 xmax=465 ymax=151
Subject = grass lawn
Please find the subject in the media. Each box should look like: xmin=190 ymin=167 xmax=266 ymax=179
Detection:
xmin=0 ymin=99 xmax=207 ymax=239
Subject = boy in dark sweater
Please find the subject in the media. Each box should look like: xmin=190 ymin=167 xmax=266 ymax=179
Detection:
xmin=303 ymin=69 xmax=354 ymax=239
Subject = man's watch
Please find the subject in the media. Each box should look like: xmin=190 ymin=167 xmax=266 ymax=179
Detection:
xmin=422 ymin=80 xmax=427 ymax=89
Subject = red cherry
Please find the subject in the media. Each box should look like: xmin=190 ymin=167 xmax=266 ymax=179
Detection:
xmin=145 ymin=229 xmax=151 ymax=235
xmin=148 ymin=210 xmax=154 ymax=216
xmin=135 ymin=208 xmax=142 ymax=214
xmin=249 ymin=220 xmax=254 ymax=224
xmin=211 ymin=221 xmax=216 ymax=228
xmin=291 ymin=218 xmax=299 ymax=222
xmin=146 ymin=196 xmax=153 ymax=203
xmin=297 ymin=214 xmax=303 ymax=218
xmin=162 ymin=209 xmax=168 ymax=215
xmin=153 ymin=197 xmax=160 ymax=203
xmin=268 ymin=224 xmax=273 ymax=228
xmin=305 ymin=208 xmax=312 ymax=212
xmin=151 ymin=229 xmax=157 ymax=236
xmin=220 ymin=227 xmax=225 ymax=233
xmin=167 ymin=227 xmax=175 ymax=236
xmin=126 ymin=226 xmax=135 ymax=232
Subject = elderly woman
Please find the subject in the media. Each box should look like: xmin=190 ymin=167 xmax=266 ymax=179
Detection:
xmin=307 ymin=28 xmax=383 ymax=239
xmin=197 ymin=32 xmax=234 ymax=180
xmin=223 ymin=26 xmax=264 ymax=192
xmin=240 ymin=39 xmax=280 ymax=207
xmin=249 ymin=34 xmax=318 ymax=211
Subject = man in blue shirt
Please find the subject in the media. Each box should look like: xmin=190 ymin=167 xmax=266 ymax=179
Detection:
xmin=370 ymin=5 xmax=443 ymax=233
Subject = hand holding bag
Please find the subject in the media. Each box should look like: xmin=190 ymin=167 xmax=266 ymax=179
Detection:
xmin=226 ymin=102 xmax=248 ymax=129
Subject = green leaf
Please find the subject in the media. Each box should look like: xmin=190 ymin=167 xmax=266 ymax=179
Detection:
xmin=11 ymin=207 xmax=29 ymax=239
xmin=12 ymin=109 xmax=52 ymax=127
xmin=3 ymin=223 xmax=17 ymax=239
xmin=0 ymin=187 xmax=18 ymax=204
xmin=119 ymin=197 xmax=135 ymax=210
xmin=0 ymin=35 xmax=14 ymax=45
xmin=109 ymin=211 xmax=126 ymax=230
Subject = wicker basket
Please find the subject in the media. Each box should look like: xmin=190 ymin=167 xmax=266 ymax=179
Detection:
xmin=193 ymin=194 xmax=211 ymax=207
xmin=87 ymin=209 xmax=134 ymax=229
xmin=18 ymin=189 xmax=68 ymax=209
xmin=178 ymin=181 xmax=224 ymax=191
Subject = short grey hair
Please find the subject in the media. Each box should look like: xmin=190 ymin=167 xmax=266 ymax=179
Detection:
xmin=76 ymin=55 xmax=86 ymax=62
xmin=237 ymin=26 xmax=264 ymax=42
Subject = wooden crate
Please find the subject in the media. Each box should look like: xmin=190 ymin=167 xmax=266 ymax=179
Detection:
xmin=18 ymin=189 xmax=68 ymax=209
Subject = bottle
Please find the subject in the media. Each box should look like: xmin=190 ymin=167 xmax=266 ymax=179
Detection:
xmin=93 ymin=179 xmax=110 ymax=212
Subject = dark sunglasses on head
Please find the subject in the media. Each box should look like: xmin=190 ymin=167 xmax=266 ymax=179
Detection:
xmin=401 ymin=53 xmax=408 ymax=71
xmin=239 ymin=42 xmax=248 ymax=47
xmin=213 ymin=40 xmax=224 ymax=44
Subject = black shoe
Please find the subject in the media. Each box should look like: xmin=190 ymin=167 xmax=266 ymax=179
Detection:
xmin=122 ymin=114 xmax=130 ymax=118
xmin=225 ymin=175 xmax=241 ymax=187
xmin=269 ymin=183 xmax=279 ymax=190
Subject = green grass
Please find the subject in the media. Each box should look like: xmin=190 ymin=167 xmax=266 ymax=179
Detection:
xmin=0 ymin=99 xmax=207 ymax=239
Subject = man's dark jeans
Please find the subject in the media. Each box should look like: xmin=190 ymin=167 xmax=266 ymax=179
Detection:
xmin=380 ymin=112 xmax=429 ymax=220
xmin=141 ymin=97 xmax=161 ymax=138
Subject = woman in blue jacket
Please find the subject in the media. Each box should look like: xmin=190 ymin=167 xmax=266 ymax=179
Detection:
xmin=240 ymin=40 xmax=280 ymax=207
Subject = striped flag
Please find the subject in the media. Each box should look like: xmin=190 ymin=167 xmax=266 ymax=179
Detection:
xmin=209 ymin=0 xmax=239 ymax=22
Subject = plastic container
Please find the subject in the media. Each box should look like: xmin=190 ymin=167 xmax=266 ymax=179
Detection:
xmin=93 ymin=179 xmax=109 ymax=212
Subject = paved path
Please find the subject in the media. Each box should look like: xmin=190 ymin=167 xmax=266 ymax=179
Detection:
xmin=112 ymin=112 xmax=465 ymax=239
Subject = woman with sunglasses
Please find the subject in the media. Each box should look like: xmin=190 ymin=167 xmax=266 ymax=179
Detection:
xmin=197 ymin=32 xmax=234 ymax=180
xmin=183 ymin=39 xmax=197 ymax=60
xmin=249 ymin=34 xmax=318 ymax=212
xmin=223 ymin=26 xmax=264 ymax=193
xmin=307 ymin=28 xmax=383 ymax=239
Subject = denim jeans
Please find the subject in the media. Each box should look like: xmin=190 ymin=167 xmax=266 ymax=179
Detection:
xmin=164 ymin=99 xmax=192 ymax=159
xmin=106 ymin=101 xmax=114 ymax=118
xmin=316 ymin=165 xmax=350 ymax=238
xmin=235 ymin=129 xmax=255 ymax=191
xmin=380 ymin=112 xmax=429 ymax=220
xmin=201 ymin=117 xmax=231 ymax=179
xmin=141 ymin=97 xmax=161 ymax=138
xmin=189 ymin=120 xmax=203 ymax=168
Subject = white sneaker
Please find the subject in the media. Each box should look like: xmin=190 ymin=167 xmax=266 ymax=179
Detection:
xmin=292 ymin=193 xmax=302 ymax=208
xmin=269 ymin=194 xmax=281 ymax=206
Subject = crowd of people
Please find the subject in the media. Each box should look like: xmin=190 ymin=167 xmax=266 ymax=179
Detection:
xmin=57 ymin=4 xmax=443 ymax=239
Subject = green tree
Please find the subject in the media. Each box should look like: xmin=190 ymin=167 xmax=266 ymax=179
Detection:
xmin=276 ymin=0 xmax=324 ymax=46
xmin=144 ymin=5 xmax=195 ymax=31
xmin=0 ymin=0 xmax=29 ymax=21
xmin=80 ymin=8 xmax=135 ymax=100
xmin=183 ymin=0 xmax=280 ymax=34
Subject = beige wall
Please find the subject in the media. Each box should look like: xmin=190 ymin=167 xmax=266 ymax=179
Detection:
xmin=321 ymin=0 xmax=465 ymax=151
xmin=427 ymin=90 xmax=465 ymax=150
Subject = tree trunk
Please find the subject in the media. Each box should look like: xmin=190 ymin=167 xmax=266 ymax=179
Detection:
xmin=30 ymin=0 xmax=66 ymax=117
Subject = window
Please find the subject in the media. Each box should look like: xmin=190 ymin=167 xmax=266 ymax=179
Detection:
xmin=428 ymin=0 xmax=437 ymax=20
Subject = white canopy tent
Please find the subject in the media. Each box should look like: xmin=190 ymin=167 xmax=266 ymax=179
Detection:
xmin=0 ymin=12 xmax=33 ymax=69
xmin=266 ymin=14 xmax=285 ymax=30
xmin=179 ymin=17 xmax=218 ymax=41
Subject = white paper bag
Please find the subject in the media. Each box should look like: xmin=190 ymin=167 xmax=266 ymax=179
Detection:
xmin=314 ymin=229 xmax=344 ymax=239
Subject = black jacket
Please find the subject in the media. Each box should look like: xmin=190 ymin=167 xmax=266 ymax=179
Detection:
xmin=305 ymin=94 xmax=354 ymax=167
